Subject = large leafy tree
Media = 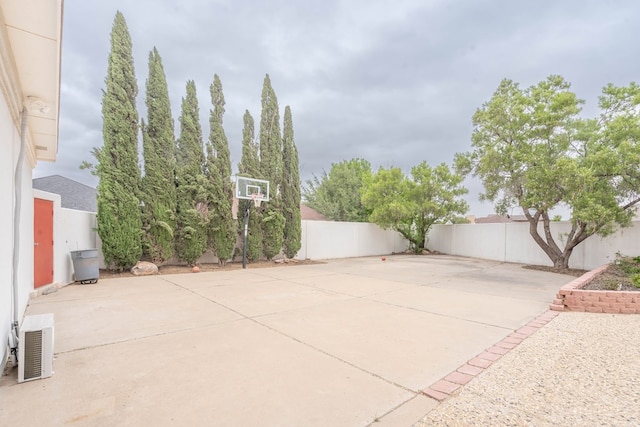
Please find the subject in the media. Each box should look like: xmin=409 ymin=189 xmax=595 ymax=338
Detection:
xmin=304 ymin=158 xmax=372 ymax=222
xmin=362 ymin=162 xmax=468 ymax=252
xmin=97 ymin=11 xmax=142 ymax=270
xmin=281 ymin=106 xmax=302 ymax=258
xmin=175 ymin=80 xmax=208 ymax=265
xmin=259 ymin=74 xmax=285 ymax=259
xmin=205 ymin=74 xmax=235 ymax=266
xmin=141 ymin=47 xmax=176 ymax=265
xmin=456 ymin=75 xmax=640 ymax=269
xmin=237 ymin=110 xmax=263 ymax=261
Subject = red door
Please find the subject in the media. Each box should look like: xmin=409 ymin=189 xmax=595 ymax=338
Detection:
xmin=34 ymin=198 xmax=54 ymax=288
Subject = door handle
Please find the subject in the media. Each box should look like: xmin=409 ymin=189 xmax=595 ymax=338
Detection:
xmin=34 ymin=242 xmax=39 ymax=246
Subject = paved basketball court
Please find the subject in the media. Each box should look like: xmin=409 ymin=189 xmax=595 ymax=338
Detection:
xmin=0 ymin=255 xmax=574 ymax=426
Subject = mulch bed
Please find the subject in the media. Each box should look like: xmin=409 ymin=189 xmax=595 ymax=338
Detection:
xmin=99 ymin=259 xmax=323 ymax=279
xmin=522 ymin=264 xmax=587 ymax=278
xmin=524 ymin=262 xmax=639 ymax=292
xmin=581 ymin=263 xmax=640 ymax=292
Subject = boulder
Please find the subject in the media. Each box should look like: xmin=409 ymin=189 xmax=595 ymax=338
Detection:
xmin=131 ymin=261 xmax=159 ymax=276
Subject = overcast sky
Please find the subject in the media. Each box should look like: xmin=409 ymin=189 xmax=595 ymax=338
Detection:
xmin=34 ymin=0 xmax=640 ymax=216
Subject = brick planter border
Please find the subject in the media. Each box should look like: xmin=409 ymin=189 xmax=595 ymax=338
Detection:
xmin=423 ymin=310 xmax=559 ymax=402
xmin=550 ymin=265 xmax=640 ymax=314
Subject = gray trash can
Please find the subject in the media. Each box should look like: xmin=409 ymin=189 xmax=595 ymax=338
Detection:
xmin=70 ymin=249 xmax=99 ymax=284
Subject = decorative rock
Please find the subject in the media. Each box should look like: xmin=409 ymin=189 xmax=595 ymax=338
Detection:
xmin=42 ymin=286 xmax=58 ymax=295
xmin=274 ymin=259 xmax=285 ymax=264
xmin=131 ymin=261 xmax=158 ymax=276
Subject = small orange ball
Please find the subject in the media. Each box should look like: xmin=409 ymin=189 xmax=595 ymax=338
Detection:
xmin=381 ymin=256 xmax=386 ymax=261
xmin=192 ymin=266 xmax=200 ymax=273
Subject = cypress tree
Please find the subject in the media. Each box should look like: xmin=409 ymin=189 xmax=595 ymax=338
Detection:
xmin=281 ymin=106 xmax=302 ymax=259
xmin=97 ymin=11 xmax=142 ymax=270
xmin=175 ymin=80 xmax=208 ymax=265
xmin=141 ymin=47 xmax=176 ymax=265
xmin=205 ymin=74 xmax=235 ymax=266
xmin=259 ymin=74 xmax=285 ymax=259
xmin=238 ymin=110 xmax=263 ymax=261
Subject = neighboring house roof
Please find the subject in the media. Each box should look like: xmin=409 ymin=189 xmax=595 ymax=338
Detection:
xmin=473 ymin=214 xmax=513 ymax=224
xmin=33 ymin=175 xmax=97 ymax=212
xmin=300 ymin=204 xmax=327 ymax=220
xmin=473 ymin=214 xmax=529 ymax=223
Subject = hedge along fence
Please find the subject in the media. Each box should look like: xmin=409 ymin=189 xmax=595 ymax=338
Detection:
xmin=94 ymin=219 xmax=409 ymax=269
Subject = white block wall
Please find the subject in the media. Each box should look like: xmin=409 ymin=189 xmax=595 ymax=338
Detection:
xmin=428 ymin=220 xmax=640 ymax=270
xmin=297 ymin=220 xmax=408 ymax=260
xmin=33 ymin=190 xmax=98 ymax=284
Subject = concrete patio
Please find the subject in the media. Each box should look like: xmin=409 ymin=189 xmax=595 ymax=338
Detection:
xmin=0 ymin=255 xmax=574 ymax=426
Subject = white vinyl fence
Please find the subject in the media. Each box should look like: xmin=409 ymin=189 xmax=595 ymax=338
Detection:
xmin=40 ymin=188 xmax=638 ymax=278
xmin=296 ymin=220 xmax=408 ymax=260
xmin=195 ymin=220 xmax=409 ymax=263
xmin=96 ymin=219 xmax=407 ymax=270
xmin=427 ymin=220 xmax=640 ymax=270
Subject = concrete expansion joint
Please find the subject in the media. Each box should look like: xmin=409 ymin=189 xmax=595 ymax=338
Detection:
xmin=378 ymin=299 xmax=512 ymax=331
xmin=422 ymin=310 xmax=559 ymax=403
xmin=160 ymin=276 xmax=250 ymax=318
xmin=162 ymin=274 xmax=420 ymax=395
xmin=55 ymin=318 xmax=246 ymax=355
xmin=158 ymin=274 xmax=418 ymax=395
xmin=250 ymin=316 xmax=419 ymax=395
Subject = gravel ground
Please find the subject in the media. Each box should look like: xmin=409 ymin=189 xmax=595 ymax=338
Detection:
xmin=416 ymin=313 xmax=640 ymax=427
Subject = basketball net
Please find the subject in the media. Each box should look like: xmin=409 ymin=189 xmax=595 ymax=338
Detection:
xmin=251 ymin=193 xmax=264 ymax=208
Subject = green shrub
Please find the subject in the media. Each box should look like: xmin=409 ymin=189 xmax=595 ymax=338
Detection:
xmin=631 ymin=274 xmax=640 ymax=289
xmin=613 ymin=252 xmax=640 ymax=275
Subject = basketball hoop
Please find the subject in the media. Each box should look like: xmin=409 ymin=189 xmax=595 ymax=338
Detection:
xmin=251 ymin=193 xmax=264 ymax=208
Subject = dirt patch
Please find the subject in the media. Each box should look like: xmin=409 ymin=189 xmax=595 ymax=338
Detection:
xmin=524 ymin=261 xmax=640 ymax=292
xmin=99 ymin=259 xmax=324 ymax=279
xmin=581 ymin=263 xmax=640 ymax=292
xmin=522 ymin=264 xmax=587 ymax=278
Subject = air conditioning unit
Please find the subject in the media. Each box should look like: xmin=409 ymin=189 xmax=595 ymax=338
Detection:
xmin=18 ymin=313 xmax=54 ymax=383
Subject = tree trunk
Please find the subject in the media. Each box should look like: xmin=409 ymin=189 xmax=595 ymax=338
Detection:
xmin=522 ymin=208 xmax=592 ymax=270
xmin=552 ymin=251 xmax=572 ymax=270
xmin=523 ymin=209 xmax=570 ymax=269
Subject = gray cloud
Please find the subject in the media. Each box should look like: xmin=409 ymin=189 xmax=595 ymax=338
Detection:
xmin=34 ymin=0 xmax=640 ymax=216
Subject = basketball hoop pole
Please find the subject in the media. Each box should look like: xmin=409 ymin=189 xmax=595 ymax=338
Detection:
xmin=242 ymin=194 xmax=264 ymax=269
xmin=236 ymin=175 xmax=269 ymax=269
xmin=242 ymin=200 xmax=250 ymax=269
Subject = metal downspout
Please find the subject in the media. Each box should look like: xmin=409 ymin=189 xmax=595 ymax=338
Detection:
xmin=8 ymin=107 xmax=29 ymax=363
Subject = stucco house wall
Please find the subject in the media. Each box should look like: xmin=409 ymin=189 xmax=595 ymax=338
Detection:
xmin=0 ymin=95 xmax=35 ymax=374
xmin=0 ymin=0 xmax=63 ymax=373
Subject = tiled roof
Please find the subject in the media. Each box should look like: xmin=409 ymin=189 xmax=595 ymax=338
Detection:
xmin=300 ymin=204 xmax=327 ymax=220
xmin=33 ymin=175 xmax=97 ymax=212
xmin=473 ymin=214 xmax=512 ymax=224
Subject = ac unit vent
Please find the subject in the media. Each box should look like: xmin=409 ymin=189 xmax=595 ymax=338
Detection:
xmin=18 ymin=314 xmax=54 ymax=383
